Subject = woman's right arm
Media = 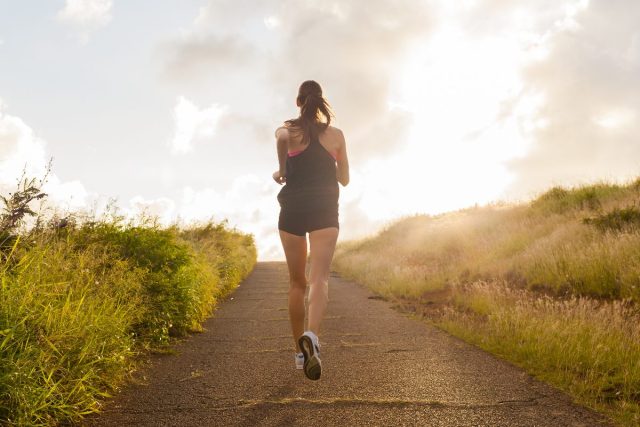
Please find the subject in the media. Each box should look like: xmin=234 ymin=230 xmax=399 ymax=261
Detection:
xmin=335 ymin=129 xmax=350 ymax=186
xmin=273 ymin=127 xmax=288 ymax=184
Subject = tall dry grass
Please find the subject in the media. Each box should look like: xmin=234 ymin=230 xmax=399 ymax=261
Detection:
xmin=334 ymin=177 xmax=640 ymax=425
xmin=440 ymin=282 xmax=640 ymax=426
xmin=335 ymin=178 xmax=640 ymax=302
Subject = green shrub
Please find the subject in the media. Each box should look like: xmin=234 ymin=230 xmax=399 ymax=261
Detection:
xmin=1 ymin=213 xmax=256 ymax=425
xmin=531 ymin=182 xmax=625 ymax=214
xmin=0 ymin=229 xmax=145 ymax=425
xmin=584 ymin=206 xmax=640 ymax=234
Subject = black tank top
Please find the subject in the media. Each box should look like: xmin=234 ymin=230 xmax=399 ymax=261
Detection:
xmin=277 ymin=134 xmax=339 ymax=212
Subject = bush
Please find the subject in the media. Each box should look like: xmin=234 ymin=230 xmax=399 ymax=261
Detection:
xmin=584 ymin=206 xmax=640 ymax=234
xmin=531 ymin=182 xmax=625 ymax=214
xmin=1 ymin=210 xmax=256 ymax=425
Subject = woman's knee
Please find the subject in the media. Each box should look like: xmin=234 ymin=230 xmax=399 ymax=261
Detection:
xmin=289 ymin=276 xmax=307 ymax=291
xmin=308 ymin=279 xmax=329 ymax=300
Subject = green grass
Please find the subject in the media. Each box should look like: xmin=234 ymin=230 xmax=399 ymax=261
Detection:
xmin=0 ymin=215 xmax=256 ymax=425
xmin=334 ymin=177 xmax=640 ymax=425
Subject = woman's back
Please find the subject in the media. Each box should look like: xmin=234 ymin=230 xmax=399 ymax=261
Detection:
xmin=284 ymin=125 xmax=343 ymax=159
xmin=277 ymin=127 xmax=339 ymax=212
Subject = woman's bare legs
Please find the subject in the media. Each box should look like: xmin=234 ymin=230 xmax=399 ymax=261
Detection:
xmin=280 ymin=226 xmax=339 ymax=352
xmin=307 ymin=227 xmax=339 ymax=335
xmin=279 ymin=230 xmax=307 ymax=352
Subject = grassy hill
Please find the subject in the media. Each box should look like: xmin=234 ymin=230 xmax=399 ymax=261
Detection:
xmin=0 ymin=179 xmax=257 ymax=425
xmin=334 ymin=178 xmax=640 ymax=426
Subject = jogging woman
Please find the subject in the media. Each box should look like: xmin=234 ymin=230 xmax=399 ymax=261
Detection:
xmin=272 ymin=80 xmax=350 ymax=380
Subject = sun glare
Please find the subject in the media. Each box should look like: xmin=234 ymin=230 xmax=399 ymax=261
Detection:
xmin=357 ymin=25 xmax=537 ymax=219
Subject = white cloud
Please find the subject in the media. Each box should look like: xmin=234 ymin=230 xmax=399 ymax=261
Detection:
xmin=43 ymin=178 xmax=91 ymax=210
xmin=501 ymin=0 xmax=640 ymax=200
xmin=263 ymin=16 xmax=280 ymax=30
xmin=125 ymin=196 xmax=177 ymax=225
xmin=176 ymin=175 xmax=282 ymax=260
xmin=115 ymin=175 xmax=283 ymax=259
xmin=170 ymin=96 xmax=227 ymax=154
xmin=0 ymin=103 xmax=50 ymax=188
xmin=56 ymin=0 xmax=113 ymax=44
xmin=0 ymin=100 xmax=95 ymax=217
xmin=161 ymin=0 xmax=434 ymax=157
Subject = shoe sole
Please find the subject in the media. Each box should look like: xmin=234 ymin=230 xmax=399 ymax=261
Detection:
xmin=298 ymin=335 xmax=321 ymax=380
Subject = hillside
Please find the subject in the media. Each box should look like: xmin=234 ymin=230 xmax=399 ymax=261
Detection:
xmin=334 ymin=178 xmax=640 ymax=426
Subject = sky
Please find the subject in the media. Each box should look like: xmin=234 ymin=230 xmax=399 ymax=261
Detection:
xmin=0 ymin=0 xmax=639 ymax=260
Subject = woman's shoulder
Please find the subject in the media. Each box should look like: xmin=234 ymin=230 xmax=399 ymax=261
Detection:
xmin=275 ymin=124 xmax=292 ymax=139
xmin=275 ymin=125 xmax=286 ymax=135
xmin=325 ymin=125 xmax=345 ymax=141
xmin=275 ymin=121 xmax=303 ymax=134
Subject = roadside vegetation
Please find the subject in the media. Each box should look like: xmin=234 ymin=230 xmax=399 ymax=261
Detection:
xmin=0 ymin=170 xmax=257 ymax=426
xmin=334 ymin=177 xmax=640 ymax=426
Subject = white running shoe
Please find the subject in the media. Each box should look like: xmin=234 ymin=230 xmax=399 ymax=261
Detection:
xmin=295 ymin=352 xmax=304 ymax=370
xmin=298 ymin=331 xmax=322 ymax=380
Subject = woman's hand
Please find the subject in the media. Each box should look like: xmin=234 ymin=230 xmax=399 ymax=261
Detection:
xmin=272 ymin=170 xmax=286 ymax=185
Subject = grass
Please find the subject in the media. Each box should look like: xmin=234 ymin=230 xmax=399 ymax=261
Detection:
xmin=440 ymin=282 xmax=640 ymax=426
xmin=0 ymin=192 xmax=256 ymax=425
xmin=336 ymin=178 xmax=640 ymax=302
xmin=334 ymin=177 xmax=640 ymax=425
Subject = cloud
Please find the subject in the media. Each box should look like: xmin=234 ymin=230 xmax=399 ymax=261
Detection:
xmin=126 ymin=196 xmax=177 ymax=225
xmin=150 ymin=0 xmax=640 ymax=260
xmin=159 ymin=0 xmax=434 ymax=158
xmin=154 ymin=0 xmax=434 ymax=245
xmin=175 ymin=175 xmax=282 ymax=260
xmin=268 ymin=0 xmax=434 ymax=157
xmin=170 ymin=96 xmax=228 ymax=154
xmin=56 ymin=0 xmax=113 ymax=44
xmin=0 ymin=101 xmax=49 ymax=186
xmin=500 ymin=0 xmax=640 ymax=199
xmin=0 ymin=100 xmax=94 ymax=215
xmin=162 ymin=35 xmax=256 ymax=81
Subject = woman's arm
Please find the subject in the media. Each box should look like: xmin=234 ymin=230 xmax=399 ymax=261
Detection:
xmin=335 ymin=129 xmax=350 ymax=186
xmin=273 ymin=127 xmax=288 ymax=184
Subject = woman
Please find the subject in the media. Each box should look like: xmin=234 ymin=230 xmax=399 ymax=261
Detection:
xmin=272 ymin=80 xmax=350 ymax=381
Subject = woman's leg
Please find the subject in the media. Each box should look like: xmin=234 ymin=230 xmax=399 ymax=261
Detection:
xmin=307 ymin=227 xmax=339 ymax=335
xmin=279 ymin=230 xmax=308 ymax=352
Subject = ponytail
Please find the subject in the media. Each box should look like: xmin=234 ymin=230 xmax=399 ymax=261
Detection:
xmin=285 ymin=80 xmax=334 ymax=145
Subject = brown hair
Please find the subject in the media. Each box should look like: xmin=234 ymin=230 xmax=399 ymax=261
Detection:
xmin=285 ymin=80 xmax=334 ymax=145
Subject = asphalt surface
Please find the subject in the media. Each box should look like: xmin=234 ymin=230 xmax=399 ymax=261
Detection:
xmin=86 ymin=262 xmax=611 ymax=426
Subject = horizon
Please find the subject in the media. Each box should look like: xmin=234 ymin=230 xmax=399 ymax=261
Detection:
xmin=1 ymin=0 xmax=639 ymax=260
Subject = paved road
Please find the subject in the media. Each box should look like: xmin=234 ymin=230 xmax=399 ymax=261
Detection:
xmin=87 ymin=262 xmax=611 ymax=426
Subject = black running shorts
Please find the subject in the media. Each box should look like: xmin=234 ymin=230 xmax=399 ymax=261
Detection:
xmin=278 ymin=208 xmax=339 ymax=236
